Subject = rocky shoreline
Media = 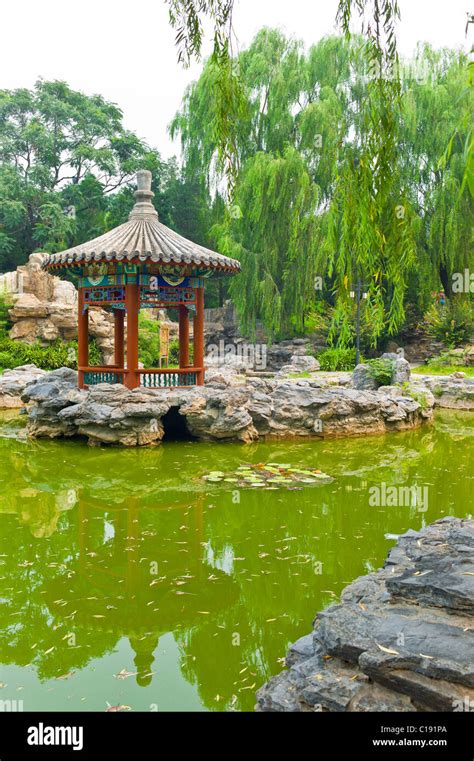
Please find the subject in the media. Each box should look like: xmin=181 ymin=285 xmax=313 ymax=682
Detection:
xmin=14 ymin=367 xmax=437 ymax=446
xmin=256 ymin=517 xmax=474 ymax=712
xmin=1 ymin=357 xmax=473 ymax=446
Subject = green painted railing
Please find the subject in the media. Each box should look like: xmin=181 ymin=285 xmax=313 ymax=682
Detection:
xmin=84 ymin=370 xmax=124 ymax=385
xmin=140 ymin=371 xmax=197 ymax=388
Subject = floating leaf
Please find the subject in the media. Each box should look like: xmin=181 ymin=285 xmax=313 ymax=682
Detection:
xmin=203 ymin=463 xmax=332 ymax=491
xmin=376 ymin=643 xmax=399 ymax=655
xmin=114 ymin=669 xmax=137 ymax=680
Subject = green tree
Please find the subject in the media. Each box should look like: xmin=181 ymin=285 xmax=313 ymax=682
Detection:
xmin=173 ymin=26 xmax=472 ymax=343
xmin=0 ymin=80 xmax=153 ymax=268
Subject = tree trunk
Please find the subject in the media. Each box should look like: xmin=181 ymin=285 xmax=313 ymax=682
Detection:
xmin=439 ymin=262 xmax=452 ymax=299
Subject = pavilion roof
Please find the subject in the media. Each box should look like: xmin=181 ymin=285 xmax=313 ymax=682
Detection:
xmin=42 ymin=170 xmax=240 ymax=274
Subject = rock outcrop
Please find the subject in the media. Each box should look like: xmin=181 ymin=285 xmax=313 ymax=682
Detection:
xmin=21 ymin=368 xmax=434 ymax=446
xmin=3 ymin=252 xmax=115 ymax=362
xmin=0 ymin=364 xmax=47 ymax=408
xmin=352 ymin=353 xmax=411 ymax=391
xmin=416 ymin=374 xmax=474 ymax=410
xmin=256 ymin=517 xmax=474 ymax=712
xmin=277 ymin=354 xmax=321 ymax=376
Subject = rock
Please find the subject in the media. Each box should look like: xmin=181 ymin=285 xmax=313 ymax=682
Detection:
xmin=52 ymin=280 xmax=76 ymax=305
xmin=3 ymin=253 xmax=115 ymax=362
xmin=9 ymin=293 xmax=49 ymax=320
xmin=9 ymin=318 xmax=41 ymax=342
xmin=256 ymin=518 xmax=474 ymax=712
xmin=180 ymin=388 xmax=258 ymax=443
xmin=415 ymin=374 xmax=474 ymax=410
xmin=22 ymin=369 xmax=434 ymax=446
xmin=353 ymin=355 xmax=410 ymax=390
xmin=352 ymin=363 xmax=378 ymax=390
xmin=277 ymin=354 xmax=320 ymax=376
xmin=0 ymin=364 xmax=47 ymax=408
xmin=391 ymin=357 xmax=411 ymax=384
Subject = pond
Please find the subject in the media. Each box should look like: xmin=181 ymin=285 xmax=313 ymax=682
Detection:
xmin=0 ymin=410 xmax=472 ymax=712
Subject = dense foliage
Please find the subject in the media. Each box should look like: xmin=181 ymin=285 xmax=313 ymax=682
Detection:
xmin=0 ymin=336 xmax=101 ymax=371
xmin=0 ymin=27 xmax=472 ymax=350
xmin=316 ymin=347 xmax=360 ymax=372
xmin=172 ymin=29 xmax=473 ymax=344
xmin=0 ymin=80 xmax=217 ymax=281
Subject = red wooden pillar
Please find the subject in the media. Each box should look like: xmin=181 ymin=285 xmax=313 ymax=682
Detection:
xmin=114 ymin=309 xmax=125 ymax=369
xmin=193 ymin=286 xmax=205 ymax=385
xmin=77 ymin=288 xmax=88 ymax=389
xmin=178 ymin=305 xmax=189 ymax=368
xmin=125 ymin=283 xmax=140 ymax=389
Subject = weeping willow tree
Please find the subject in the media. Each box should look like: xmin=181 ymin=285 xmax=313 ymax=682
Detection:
xmin=170 ymin=12 xmax=472 ymax=342
xmin=172 ymin=30 xmax=368 ymax=338
xmin=401 ymin=45 xmax=473 ymax=299
xmin=214 ymin=147 xmax=320 ymax=338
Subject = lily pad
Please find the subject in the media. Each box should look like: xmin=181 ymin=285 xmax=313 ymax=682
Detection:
xmin=203 ymin=462 xmax=333 ymax=491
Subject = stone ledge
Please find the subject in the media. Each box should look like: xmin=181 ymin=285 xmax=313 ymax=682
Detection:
xmin=19 ymin=367 xmax=435 ymax=446
xmin=256 ymin=518 xmax=474 ymax=712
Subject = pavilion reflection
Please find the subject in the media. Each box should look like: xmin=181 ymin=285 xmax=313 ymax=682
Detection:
xmin=39 ymin=490 xmax=238 ymax=687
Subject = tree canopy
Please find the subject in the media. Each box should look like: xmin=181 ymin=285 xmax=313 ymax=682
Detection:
xmin=0 ymin=80 xmax=216 ymax=273
xmin=172 ymin=29 xmax=473 ymax=343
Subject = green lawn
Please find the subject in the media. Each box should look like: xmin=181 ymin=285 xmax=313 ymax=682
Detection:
xmin=412 ymin=365 xmax=474 ymax=377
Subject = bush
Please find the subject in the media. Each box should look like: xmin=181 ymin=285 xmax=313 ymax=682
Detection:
xmin=424 ymin=300 xmax=474 ymax=348
xmin=0 ymin=293 xmax=13 ymax=337
xmin=426 ymin=348 xmax=470 ymax=367
xmin=0 ymin=337 xmax=101 ymax=371
xmin=316 ymin=347 xmax=360 ymax=371
xmin=365 ymin=357 xmax=394 ymax=386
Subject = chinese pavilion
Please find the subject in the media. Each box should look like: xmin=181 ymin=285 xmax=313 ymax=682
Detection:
xmin=42 ymin=170 xmax=240 ymax=389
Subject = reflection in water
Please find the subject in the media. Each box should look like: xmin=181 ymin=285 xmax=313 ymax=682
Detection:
xmin=0 ymin=410 xmax=472 ymax=711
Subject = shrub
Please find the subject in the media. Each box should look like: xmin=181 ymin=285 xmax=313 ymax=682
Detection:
xmin=0 ymin=294 xmax=13 ymax=337
xmin=365 ymin=357 xmax=394 ymax=386
xmin=316 ymin=347 xmax=360 ymax=371
xmin=427 ymin=348 xmax=469 ymax=367
xmin=0 ymin=338 xmax=100 ymax=371
xmin=424 ymin=300 xmax=474 ymax=348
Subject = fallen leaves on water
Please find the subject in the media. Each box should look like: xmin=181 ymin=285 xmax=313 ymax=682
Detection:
xmin=114 ymin=669 xmax=137 ymax=680
xmin=202 ymin=463 xmax=332 ymax=490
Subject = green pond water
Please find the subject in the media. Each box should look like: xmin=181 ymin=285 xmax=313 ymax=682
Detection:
xmin=0 ymin=410 xmax=472 ymax=712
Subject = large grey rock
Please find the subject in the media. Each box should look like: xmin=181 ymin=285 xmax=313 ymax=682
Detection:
xmin=256 ymin=518 xmax=474 ymax=712
xmin=391 ymin=357 xmax=411 ymax=384
xmin=0 ymin=364 xmax=47 ymax=408
xmin=21 ymin=368 xmax=435 ymax=446
xmin=278 ymin=354 xmax=320 ymax=376
xmin=352 ymin=363 xmax=378 ymax=390
xmin=353 ymin=355 xmax=410 ymax=390
xmin=416 ymin=374 xmax=474 ymax=410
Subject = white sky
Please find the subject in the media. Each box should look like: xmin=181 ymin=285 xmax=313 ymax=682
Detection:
xmin=0 ymin=0 xmax=471 ymax=159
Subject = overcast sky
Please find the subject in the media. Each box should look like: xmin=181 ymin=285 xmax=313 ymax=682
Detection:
xmin=0 ymin=0 xmax=471 ymax=158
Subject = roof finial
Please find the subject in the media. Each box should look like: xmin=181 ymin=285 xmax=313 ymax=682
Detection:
xmin=129 ymin=169 xmax=158 ymax=220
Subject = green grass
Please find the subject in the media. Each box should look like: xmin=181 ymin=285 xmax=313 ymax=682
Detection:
xmin=412 ymin=364 xmax=474 ymax=377
xmin=287 ymin=371 xmax=312 ymax=378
